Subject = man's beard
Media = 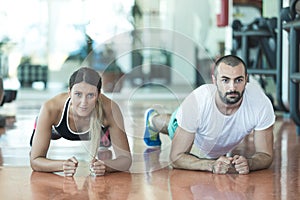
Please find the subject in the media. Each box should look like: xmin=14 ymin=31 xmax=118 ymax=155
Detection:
xmin=218 ymin=90 xmax=244 ymax=105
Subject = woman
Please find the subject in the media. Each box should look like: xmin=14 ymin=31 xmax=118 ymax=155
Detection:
xmin=30 ymin=67 xmax=132 ymax=176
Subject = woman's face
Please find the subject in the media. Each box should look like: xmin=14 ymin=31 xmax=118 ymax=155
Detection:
xmin=69 ymin=82 xmax=99 ymax=117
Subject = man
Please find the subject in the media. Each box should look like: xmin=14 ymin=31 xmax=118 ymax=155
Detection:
xmin=143 ymin=55 xmax=275 ymax=174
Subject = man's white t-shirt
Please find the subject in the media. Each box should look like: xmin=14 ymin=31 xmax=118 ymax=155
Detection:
xmin=176 ymin=83 xmax=276 ymax=159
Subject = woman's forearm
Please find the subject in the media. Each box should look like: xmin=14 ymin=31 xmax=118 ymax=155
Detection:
xmin=30 ymin=157 xmax=65 ymax=172
xmin=103 ymin=155 xmax=132 ymax=173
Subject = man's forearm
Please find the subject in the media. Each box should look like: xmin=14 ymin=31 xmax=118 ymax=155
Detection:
xmin=247 ymin=152 xmax=273 ymax=171
xmin=171 ymin=153 xmax=214 ymax=172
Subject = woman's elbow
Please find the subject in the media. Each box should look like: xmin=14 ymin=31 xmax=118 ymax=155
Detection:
xmin=29 ymin=153 xmax=43 ymax=172
xmin=123 ymin=155 xmax=132 ymax=171
xmin=117 ymin=154 xmax=132 ymax=172
xmin=169 ymin=151 xmax=182 ymax=168
xmin=30 ymin=159 xmax=40 ymax=172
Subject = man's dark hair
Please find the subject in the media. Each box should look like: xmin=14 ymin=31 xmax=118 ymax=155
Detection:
xmin=214 ymin=55 xmax=247 ymax=77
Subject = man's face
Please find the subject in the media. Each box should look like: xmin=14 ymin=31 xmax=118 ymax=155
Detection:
xmin=213 ymin=62 xmax=247 ymax=105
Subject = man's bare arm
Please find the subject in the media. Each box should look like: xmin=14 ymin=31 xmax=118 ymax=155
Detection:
xmin=247 ymin=126 xmax=274 ymax=171
xmin=170 ymin=127 xmax=232 ymax=173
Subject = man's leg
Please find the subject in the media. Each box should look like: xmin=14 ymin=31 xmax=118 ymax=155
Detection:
xmin=143 ymin=108 xmax=177 ymax=146
xmin=151 ymin=113 xmax=170 ymax=134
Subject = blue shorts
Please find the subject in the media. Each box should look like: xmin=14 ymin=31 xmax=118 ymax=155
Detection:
xmin=167 ymin=108 xmax=178 ymax=139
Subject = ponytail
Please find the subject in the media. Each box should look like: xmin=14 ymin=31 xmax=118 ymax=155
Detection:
xmin=89 ymin=96 xmax=103 ymax=161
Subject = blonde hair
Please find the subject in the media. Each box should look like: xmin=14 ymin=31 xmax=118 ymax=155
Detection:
xmin=89 ymin=97 xmax=103 ymax=160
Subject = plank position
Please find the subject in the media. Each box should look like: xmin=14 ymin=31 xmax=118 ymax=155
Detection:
xmin=144 ymin=55 xmax=275 ymax=174
xmin=30 ymin=67 xmax=132 ymax=176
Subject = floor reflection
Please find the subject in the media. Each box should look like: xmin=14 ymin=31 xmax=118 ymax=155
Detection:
xmin=169 ymin=169 xmax=278 ymax=200
xmin=273 ymin=119 xmax=300 ymax=200
xmin=30 ymin=171 xmax=132 ymax=200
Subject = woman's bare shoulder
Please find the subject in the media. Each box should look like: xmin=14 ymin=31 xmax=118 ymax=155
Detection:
xmin=101 ymin=94 xmax=119 ymax=110
xmin=100 ymin=94 xmax=122 ymax=122
xmin=36 ymin=93 xmax=69 ymax=125
xmin=42 ymin=93 xmax=69 ymax=112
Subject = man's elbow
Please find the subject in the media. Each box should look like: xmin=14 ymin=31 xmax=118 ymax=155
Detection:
xmin=264 ymin=154 xmax=273 ymax=169
xmin=249 ymin=152 xmax=273 ymax=171
xmin=169 ymin=151 xmax=182 ymax=169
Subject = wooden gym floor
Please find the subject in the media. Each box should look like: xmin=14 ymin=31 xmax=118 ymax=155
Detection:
xmin=0 ymin=87 xmax=299 ymax=200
